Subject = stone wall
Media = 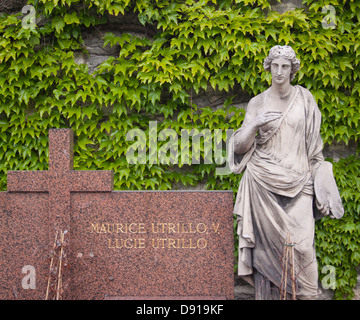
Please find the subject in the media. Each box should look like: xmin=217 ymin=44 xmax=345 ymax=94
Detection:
xmin=0 ymin=0 xmax=26 ymax=12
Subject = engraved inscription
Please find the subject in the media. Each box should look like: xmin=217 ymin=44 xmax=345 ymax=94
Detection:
xmin=90 ymin=222 xmax=220 ymax=250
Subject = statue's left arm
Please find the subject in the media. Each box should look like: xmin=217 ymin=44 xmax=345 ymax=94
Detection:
xmin=303 ymin=87 xmax=344 ymax=220
xmin=303 ymin=88 xmax=325 ymax=179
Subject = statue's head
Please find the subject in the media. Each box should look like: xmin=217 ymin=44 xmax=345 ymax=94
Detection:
xmin=263 ymin=45 xmax=300 ymax=82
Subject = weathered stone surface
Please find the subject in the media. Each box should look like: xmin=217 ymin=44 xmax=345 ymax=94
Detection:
xmin=323 ymin=140 xmax=358 ymax=162
xmin=269 ymin=0 xmax=305 ymax=13
xmin=0 ymin=0 xmax=27 ymax=12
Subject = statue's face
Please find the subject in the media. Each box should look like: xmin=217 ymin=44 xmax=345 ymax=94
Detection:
xmin=270 ymin=56 xmax=292 ymax=85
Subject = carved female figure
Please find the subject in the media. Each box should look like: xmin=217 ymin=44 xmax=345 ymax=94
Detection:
xmin=230 ymin=45 xmax=343 ymax=299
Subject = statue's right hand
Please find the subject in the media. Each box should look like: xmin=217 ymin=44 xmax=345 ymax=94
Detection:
xmin=253 ymin=111 xmax=282 ymax=130
xmin=233 ymin=111 xmax=282 ymax=155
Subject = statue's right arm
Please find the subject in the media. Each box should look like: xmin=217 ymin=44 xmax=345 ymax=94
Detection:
xmin=233 ymin=99 xmax=282 ymax=155
xmin=233 ymin=114 xmax=258 ymax=155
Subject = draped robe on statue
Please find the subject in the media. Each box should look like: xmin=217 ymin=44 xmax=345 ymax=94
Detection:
xmin=229 ymin=85 xmax=343 ymax=299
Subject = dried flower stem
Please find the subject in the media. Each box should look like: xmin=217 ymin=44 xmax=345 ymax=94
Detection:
xmin=45 ymin=228 xmax=66 ymax=300
xmin=280 ymin=232 xmax=296 ymax=300
xmin=45 ymin=230 xmax=59 ymax=300
xmin=56 ymin=230 xmax=65 ymax=300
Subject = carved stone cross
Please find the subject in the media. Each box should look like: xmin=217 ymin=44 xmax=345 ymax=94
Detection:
xmin=7 ymin=129 xmax=113 ymax=234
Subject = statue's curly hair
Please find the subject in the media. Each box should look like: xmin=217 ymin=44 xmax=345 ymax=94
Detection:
xmin=263 ymin=45 xmax=300 ymax=82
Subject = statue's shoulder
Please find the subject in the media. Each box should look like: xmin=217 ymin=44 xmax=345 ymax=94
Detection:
xmin=295 ymin=85 xmax=314 ymax=99
xmin=295 ymin=85 xmax=318 ymax=108
xmin=294 ymin=85 xmax=321 ymax=117
xmin=247 ymin=89 xmax=268 ymax=111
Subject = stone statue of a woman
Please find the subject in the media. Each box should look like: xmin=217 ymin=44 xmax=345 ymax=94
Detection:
xmin=229 ymin=45 xmax=344 ymax=300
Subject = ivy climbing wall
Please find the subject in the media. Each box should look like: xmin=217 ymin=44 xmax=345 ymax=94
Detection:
xmin=0 ymin=0 xmax=359 ymax=299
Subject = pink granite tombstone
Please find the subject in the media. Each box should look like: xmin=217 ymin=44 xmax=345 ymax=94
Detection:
xmin=0 ymin=129 xmax=234 ymax=300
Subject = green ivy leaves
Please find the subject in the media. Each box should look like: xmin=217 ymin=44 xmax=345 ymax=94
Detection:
xmin=0 ymin=0 xmax=359 ymax=299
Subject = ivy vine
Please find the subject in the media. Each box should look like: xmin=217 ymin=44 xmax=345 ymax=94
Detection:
xmin=0 ymin=0 xmax=359 ymax=299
